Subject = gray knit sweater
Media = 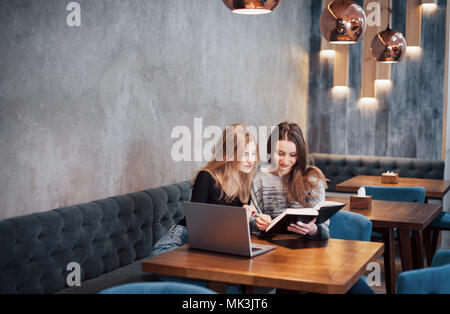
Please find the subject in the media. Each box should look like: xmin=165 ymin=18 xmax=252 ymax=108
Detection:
xmin=250 ymin=165 xmax=329 ymax=240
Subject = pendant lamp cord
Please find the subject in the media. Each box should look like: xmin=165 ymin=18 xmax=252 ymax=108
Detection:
xmin=327 ymin=0 xmax=338 ymax=20
xmin=378 ymin=1 xmax=392 ymax=46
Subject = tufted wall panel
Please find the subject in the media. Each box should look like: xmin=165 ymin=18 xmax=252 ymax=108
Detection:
xmin=0 ymin=181 xmax=191 ymax=294
xmin=310 ymin=153 xmax=445 ymax=192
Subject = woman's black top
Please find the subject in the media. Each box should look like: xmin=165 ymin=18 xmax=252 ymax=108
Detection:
xmin=178 ymin=170 xmax=246 ymax=226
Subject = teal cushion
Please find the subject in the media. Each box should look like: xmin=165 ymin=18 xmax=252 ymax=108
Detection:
xmin=431 ymin=212 xmax=450 ymax=229
xmin=432 ymin=250 xmax=450 ymax=267
xmin=397 ymin=264 xmax=450 ymax=294
xmin=330 ymin=211 xmax=372 ymax=242
xmin=363 ymin=186 xmax=426 ymax=203
xmin=100 ymin=282 xmax=217 ymax=294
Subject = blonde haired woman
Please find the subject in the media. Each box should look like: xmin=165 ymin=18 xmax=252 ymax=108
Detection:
xmin=151 ymin=123 xmax=259 ymax=257
xmin=190 ymin=123 xmax=259 ymax=213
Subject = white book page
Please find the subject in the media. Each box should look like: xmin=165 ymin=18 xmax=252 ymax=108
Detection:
xmin=285 ymin=208 xmax=318 ymax=216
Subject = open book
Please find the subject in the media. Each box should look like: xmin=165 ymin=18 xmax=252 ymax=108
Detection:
xmin=265 ymin=201 xmax=346 ymax=233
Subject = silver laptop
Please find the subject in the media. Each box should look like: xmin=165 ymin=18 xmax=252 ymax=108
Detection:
xmin=184 ymin=201 xmax=275 ymax=257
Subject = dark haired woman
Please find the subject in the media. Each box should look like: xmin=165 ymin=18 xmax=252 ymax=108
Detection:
xmin=250 ymin=122 xmax=374 ymax=294
xmin=250 ymin=122 xmax=328 ymax=239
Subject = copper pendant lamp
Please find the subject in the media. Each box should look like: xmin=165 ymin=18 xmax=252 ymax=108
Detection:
xmin=222 ymin=0 xmax=283 ymax=15
xmin=319 ymin=0 xmax=367 ymax=44
xmin=371 ymin=26 xmax=407 ymax=63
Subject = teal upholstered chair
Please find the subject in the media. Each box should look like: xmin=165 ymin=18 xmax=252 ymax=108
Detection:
xmin=329 ymin=211 xmax=374 ymax=294
xmin=362 ymin=186 xmax=427 ymax=293
xmin=363 ymin=186 xmax=426 ymax=203
xmin=431 ymin=213 xmax=450 ymax=231
xmin=363 ymin=186 xmax=426 ymax=239
xmin=99 ymin=282 xmax=217 ymax=294
xmin=363 ymin=185 xmax=447 ymax=265
xmin=329 ymin=210 xmax=372 ymax=242
xmin=396 ymin=250 xmax=450 ymax=294
xmin=427 ymin=213 xmax=450 ymax=266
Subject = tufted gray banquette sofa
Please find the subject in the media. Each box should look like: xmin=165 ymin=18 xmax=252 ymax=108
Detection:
xmin=0 ymin=181 xmax=191 ymax=294
xmin=310 ymin=153 xmax=445 ymax=193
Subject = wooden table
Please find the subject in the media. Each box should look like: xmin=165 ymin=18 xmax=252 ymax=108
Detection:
xmin=335 ymin=175 xmax=450 ymax=200
xmin=327 ymin=196 xmax=442 ymax=294
xmin=142 ymin=235 xmax=384 ymax=294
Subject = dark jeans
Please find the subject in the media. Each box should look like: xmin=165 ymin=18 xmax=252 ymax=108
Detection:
xmin=151 ymin=225 xmax=188 ymax=257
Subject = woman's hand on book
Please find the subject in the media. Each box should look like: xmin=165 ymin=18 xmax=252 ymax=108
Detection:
xmin=287 ymin=218 xmax=318 ymax=236
xmin=243 ymin=204 xmax=257 ymax=222
xmin=255 ymin=214 xmax=272 ymax=231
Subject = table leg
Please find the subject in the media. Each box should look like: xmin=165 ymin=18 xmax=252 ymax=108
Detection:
xmin=431 ymin=228 xmax=440 ymax=259
xmin=423 ymin=227 xmax=434 ymax=266
xmin=397 ymin=229 xmax=413 ymax=271
xmin=241 ymin=285 xmax=254 ymax=294
xmin=411 ymin=231 xmax=424 ymax=269
xmin=207 ymin=281 xmax=228 ymax=294
xmin=378 ymin=228 xmax=396 ymax=294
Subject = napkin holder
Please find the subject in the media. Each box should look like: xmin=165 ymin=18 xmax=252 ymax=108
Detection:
xmin=381 ymin=172 xmax=398 ymax=184
xmin=350 ymin=195 xmax=372 ymax=210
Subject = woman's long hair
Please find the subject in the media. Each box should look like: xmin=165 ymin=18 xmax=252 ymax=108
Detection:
xmin=267 ymin=122 xmax=327 ymax=207
xmin=193 ymin=124 xmax=260 ymax=204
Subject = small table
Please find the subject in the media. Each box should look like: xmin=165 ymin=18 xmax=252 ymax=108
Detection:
xmin=142 ymin=235 xmax=384 ymax=294
xmin=335 ymin=175 xmax=450 ymax=200
xmin=327 ymin=196 xmax=442 ymax=294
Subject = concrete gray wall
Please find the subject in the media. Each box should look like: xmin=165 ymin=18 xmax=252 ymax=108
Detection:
xmin=0 ymin=0 xmax=312 ymax=220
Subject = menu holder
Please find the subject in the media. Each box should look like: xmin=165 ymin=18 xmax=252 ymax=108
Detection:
xmin=350 ymin=195 xmax=372 ymax=210
xmin=381 ymin=172 xmax=399 ymax=184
